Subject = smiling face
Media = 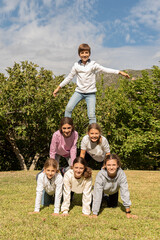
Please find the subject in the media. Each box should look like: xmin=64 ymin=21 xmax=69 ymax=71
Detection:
xmin=88 ymin=128 xmax=100 ymax=143
xmin=73 ymin=162 xmax=85 ymax=179
xmin=79 ymin=50 xmax=90 ymax=64
xmin=61 ymin=123 xmax=73 ymax=138
xmin=44 ymin=166 xmax=56 ymax=179
xmin=105 ymin=159 xmax=119 ymax=178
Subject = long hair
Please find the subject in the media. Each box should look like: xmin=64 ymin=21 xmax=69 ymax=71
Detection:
xmin=59 ymin=117 xmax=75 ymax=134
xmin=73 ymin=157 xmax=92 ymax=179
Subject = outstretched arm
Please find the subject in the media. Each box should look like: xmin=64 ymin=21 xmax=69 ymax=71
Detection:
xmin=53 ymin=86 xmax=61 ymax=97
xmin=119 ymin=71 xmax=130 ymax=78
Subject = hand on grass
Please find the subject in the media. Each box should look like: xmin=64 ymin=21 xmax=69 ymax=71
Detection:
xmin=51 ymin=213 xmax=60 ymax=216
xmin=126 ymin=213 xmax=138 ymax=219
xmin=61 ymin=213 xmax=69 ymax=216
xmin=89 ymin=214 xmax=98 ymax=219
xmin=28 ymin=211 xmax=40 ymax=214
xmin=82 ymin=214 xmax=89 ymax=217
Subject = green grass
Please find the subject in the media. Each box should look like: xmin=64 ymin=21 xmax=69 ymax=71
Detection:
xmin=0 ymin=170 xmax=160 ymax=240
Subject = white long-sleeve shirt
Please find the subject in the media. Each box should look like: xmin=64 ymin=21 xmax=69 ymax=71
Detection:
xmin=59 ymin=60 xmax=120 ymax=93
xmin=34 ymin=172 xmax=63 ymax=213
xmin=61 ymin=169 xmax=92 ymax=215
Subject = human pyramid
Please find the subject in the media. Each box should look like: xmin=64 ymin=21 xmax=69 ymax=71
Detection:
xmin=29 ymin=44 xmax=137 ymax=219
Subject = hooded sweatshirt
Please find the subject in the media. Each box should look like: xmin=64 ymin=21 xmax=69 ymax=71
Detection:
xmin=92 ymin=168 xmax=131 ymax=215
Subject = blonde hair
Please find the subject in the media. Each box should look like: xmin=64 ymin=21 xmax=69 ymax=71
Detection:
xmin=44 ymin=158 xmax=59 ymax=172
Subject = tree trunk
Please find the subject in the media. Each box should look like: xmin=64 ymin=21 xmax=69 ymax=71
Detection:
xmin=29 ymin=153 xmax=40 ymax=171
xmin=6 ymin=130 xmax=28 ymax=170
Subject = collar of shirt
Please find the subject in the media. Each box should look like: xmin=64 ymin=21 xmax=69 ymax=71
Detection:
xmin=78 ymin=59 xmax=91 ymax=65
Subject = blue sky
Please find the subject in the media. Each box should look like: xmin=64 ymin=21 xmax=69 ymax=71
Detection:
xmin=0 ymin=0 xmax=160 ymax=76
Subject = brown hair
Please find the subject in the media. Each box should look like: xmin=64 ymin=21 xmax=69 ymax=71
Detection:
xmin=78 ymin=43 xmax=91 ymax=55
xmin=73 ymin=157 xmax=92 ymax=179
xmin=44 ymin=158 xmax=59 ymax=172
xmin=103 ymin=154 xmax=122 ymax=168
xmin=88 ymin=123 xmax=102 ymax=144
xmin=59 ymin=117 xmax=75 ymax=133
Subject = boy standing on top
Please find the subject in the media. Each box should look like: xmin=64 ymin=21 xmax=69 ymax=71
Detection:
xmin=53 ymin=43 xmax=130 ymax=124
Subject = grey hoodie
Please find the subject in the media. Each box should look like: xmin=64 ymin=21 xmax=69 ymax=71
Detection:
xmin=92 ymin=168 xmax=131 ymax=215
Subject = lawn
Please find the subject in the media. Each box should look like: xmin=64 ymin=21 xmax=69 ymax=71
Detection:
xmin=0 ymin=170 xmax=160 ymax=240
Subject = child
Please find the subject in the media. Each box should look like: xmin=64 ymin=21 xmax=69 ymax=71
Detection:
xmin=80 ymin=123 xmax=110 ymax=168
xmin=50 ymin=117 xmax=78 ymax=167
xmin=61 ymin=157 xmax=92 ymax=216
xmin=53 ymin=43 xmax=130 ymax=124
xmin=29 ymin=158 xmax=63 ymax=215
xmin=91 ymin=154 xmax=138 ymax=219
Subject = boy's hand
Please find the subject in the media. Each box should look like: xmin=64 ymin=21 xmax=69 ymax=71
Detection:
xmin=53 ymin=86 xmax=61 ymax=97
xmin=119 ymin=71 xmax=130 ymax=78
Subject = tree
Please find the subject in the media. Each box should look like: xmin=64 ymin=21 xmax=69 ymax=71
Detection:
xmin=96 ymin=67 xmax=160 ymax=169
xmin=0 ymin=62 xmax=160 ymax=170
xmin=0 ymin=61 xmax=66 ymax=170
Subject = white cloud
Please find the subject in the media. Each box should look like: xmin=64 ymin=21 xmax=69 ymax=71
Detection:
xmin=0 ymin=0 xmax=19 ymax=14
xmin=130 ymin=0 xmax=160 ymax=30
xmin=0 ymin=0 xmax=159 ymax=77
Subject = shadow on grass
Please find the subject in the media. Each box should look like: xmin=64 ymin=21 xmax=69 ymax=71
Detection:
xmin=99 ymin=201 xmax=126 ymax=215
xmin=40 ymin=193 xmax=126 ymax=215
xmin=69 ymin=193 xmax=83 ymax=212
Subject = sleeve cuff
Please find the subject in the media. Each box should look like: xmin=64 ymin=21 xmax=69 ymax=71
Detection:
xmin=54 ymin=208 xmax=59 ymax=214
xmin=92 ymin=212 xmax=98 ymax=215
xmin=62 ymin=210 xmax=68 ymax=214
xmin=34 ymin=208 xmax=40 ymax=212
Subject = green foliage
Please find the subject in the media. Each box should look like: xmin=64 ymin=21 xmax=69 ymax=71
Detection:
xmin=0 ymin=61 xmax=72 ymax=170
xmin=96 ymin=67 xmax=160 ymax=169
xmin=0 ymin=62 xmax=159 ymax=170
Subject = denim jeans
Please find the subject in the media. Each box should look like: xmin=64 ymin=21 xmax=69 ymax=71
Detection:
xmin=65 ymin=91 xmax=96 ymax=124
xmin=41 ymin=190 xmax=54 ymax=206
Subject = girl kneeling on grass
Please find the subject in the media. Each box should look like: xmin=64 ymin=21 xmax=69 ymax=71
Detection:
xmin=61 ymin=157 xmax=92 ymax=216
xmin=80 ymin=123 xmax=110 ymax=168
xmin=29 ymin=158 xmax=63 ymax=215
xmin=50 ymin=117 xmax=78 ymax=168
xmin=91 ymin=154 xmax=138 ymax=219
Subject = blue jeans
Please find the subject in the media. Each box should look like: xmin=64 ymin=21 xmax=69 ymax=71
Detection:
xmin=65 ymin=91 xmax=96 ymax=124
xmin=41 ymin=190 xmax=54 ymax=206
